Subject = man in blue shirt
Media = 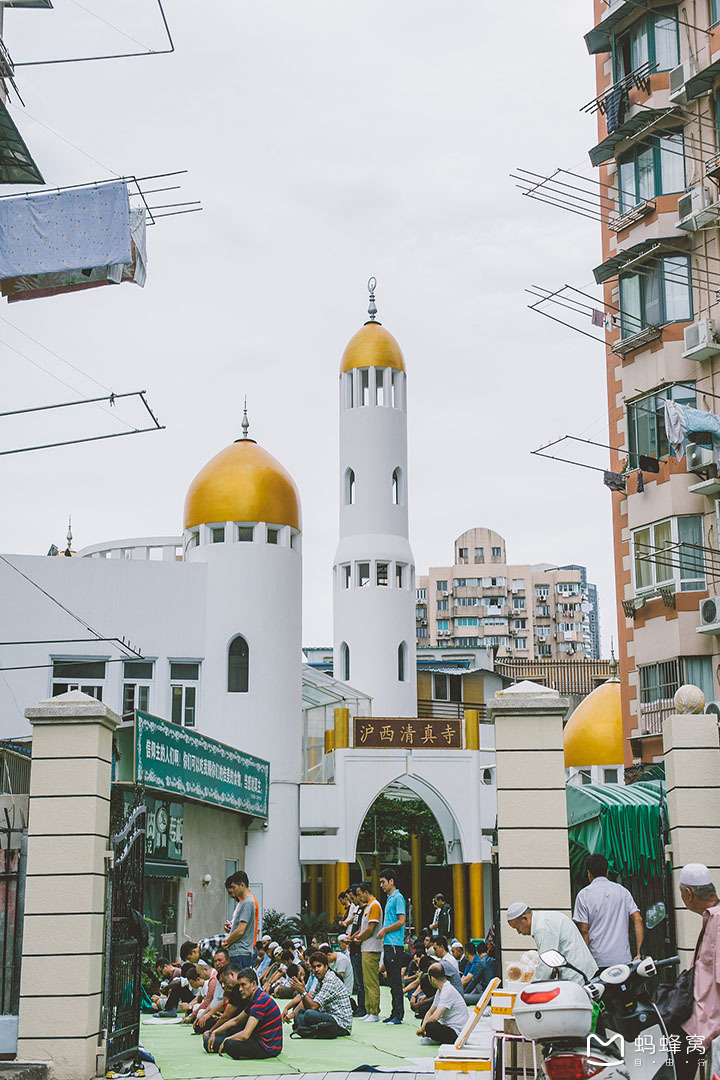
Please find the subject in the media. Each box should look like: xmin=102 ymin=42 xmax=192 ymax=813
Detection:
xmin=377 ymin=867 xmax=407 ymax=1023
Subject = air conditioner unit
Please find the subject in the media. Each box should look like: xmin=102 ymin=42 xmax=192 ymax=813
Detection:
xmin=442 ymin=590 xmax=450 ymax=597
xmin=687 ymin=441 xmax=715 ymax=473
xmin=700 ymin=596 xmax=720 ymax=630
xmin=669 ymin=58 xmax=696 ymax=104
xmin=705 ymin=700 xmax=720 ymax=718
xmin=682 ymin=319 xmax=720 ymax=361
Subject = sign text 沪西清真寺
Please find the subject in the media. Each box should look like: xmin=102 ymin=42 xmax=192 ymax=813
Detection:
xmin=352 ymin=717 xmax=462 ymax=749
xmin=135 ymin=711 xmax=269 ymax=818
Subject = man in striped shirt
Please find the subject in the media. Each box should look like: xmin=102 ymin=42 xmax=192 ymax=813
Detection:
xmin=206 ymin=967 xmax=283 ymax=1060
xmin=289 ymin=952 xmax=353 ymax=1037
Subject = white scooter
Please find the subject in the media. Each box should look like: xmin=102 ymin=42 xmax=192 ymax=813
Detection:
xmin=513 ymin=949 xmax=680 ymax=1080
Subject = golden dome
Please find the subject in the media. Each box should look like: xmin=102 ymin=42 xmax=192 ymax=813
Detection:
xmin=340 ymin=321 xmax=406 ymax=374
xmin=184 ymin=439 xmax=301 ymax=532
xmin=564 ymin=679 xmax=623 ymax=768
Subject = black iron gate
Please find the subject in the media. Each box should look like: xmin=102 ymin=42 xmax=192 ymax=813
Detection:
xmin=104 ymin=792 xmax=146 ymax=1069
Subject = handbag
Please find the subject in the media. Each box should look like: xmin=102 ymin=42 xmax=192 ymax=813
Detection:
xmin=655 ymin=922 xmax=707 ymax=1028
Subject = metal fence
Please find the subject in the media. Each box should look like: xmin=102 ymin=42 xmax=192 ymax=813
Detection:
xmin=495 ymin=658 xmax=613 ymax=697
xmin=417 ymin=699 xmax=487 ymax=720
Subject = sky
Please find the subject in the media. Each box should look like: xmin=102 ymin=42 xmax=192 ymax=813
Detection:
xmin=2 ymin=0 xmax=617 ymax=653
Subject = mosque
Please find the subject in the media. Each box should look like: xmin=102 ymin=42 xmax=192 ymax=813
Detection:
xmin=0 ymin=285 xmax=621 ymax=935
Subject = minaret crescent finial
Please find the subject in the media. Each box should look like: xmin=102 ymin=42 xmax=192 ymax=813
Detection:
xmin=242 ymin=397 xmax=250 ymax=440
xmin=367 ymin=276 xmax=377 ymax=321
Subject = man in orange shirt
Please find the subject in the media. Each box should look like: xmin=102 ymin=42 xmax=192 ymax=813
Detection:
xmin=353 ymin=882 xmax=382 ymax=1022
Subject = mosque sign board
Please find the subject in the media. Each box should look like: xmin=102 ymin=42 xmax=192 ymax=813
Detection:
xmin=134 ymin=710 xmax=270 ymax=818
xmin=353 ymin=716 xmax=462 ymax=749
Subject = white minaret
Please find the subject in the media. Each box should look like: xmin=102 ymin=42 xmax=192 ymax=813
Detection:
xmin=183 ymin=406 xmax=303 ymax=915
xmin=333 ymin=280 xmax=417 ymax=717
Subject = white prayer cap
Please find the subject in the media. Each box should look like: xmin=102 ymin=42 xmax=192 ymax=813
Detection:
xmin=273 ymin=946 xmax=283 ymax=957
xmin=451 ymin=939 xmax=463 ymax=948
xmin=507 ymin=902 xmax=529 ymax=921
xmin=260 ymin=934 xmax=272 ymax=942
xmin=338 ymin=934 xmax=349 ymax=941
xmin=268 ymin=941 xmax=279 ymax=950
xmin=679 ymin=863 xmax=713 ymax=887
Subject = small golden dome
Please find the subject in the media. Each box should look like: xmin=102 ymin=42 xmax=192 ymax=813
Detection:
xmin=184 ymin=439 xmax=301 ymax=532
xmin=340 ymin=321 xmax=405 ymax=374
xmin=564 ymin=678 xmax=623 ymax=767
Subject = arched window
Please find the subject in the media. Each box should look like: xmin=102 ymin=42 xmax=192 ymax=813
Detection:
xmin=345 ymin=468 xmax=356 ymax=505
xmin=398 ymin=641 xmax=407 ymax=682
xmin=340 ymin=642 xmax=350 ymax=682
xmin=228 ymin=635 xmax=249 ymax=693
xmin=392 ymin=467 xmax=402 ymax=506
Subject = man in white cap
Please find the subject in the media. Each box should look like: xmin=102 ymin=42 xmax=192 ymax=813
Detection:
xmin=507 ymin=902 xmax=596 ymax=984
xmin=672 ymin=864 xmax=720 ymax=1080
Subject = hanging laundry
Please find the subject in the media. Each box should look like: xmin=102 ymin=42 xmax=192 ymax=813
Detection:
xmin=664 ymin=399 xmax=720 ymax=466
xmin=639 ymin=454 xmax=660 ymax=473
xmin=605 ymin=86 xmax=627 ymax=135
xmin=1 ymin=208 xmax=147 ymax=302
xmin=592 ymin=309 xmax=605 ymax=327
xmin=637 ymin=471 xmax=645 ymax=492
xmin=603 ymin=470 xmax=627 ymax=492
xmin=0 ymin=180 xmax=131 ymax=279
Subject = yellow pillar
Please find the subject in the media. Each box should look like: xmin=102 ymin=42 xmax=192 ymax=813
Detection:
xmin=452 ymin=863 xmax=467 ymax=944
xmin=323 ymin=863 xmax=337 ymax=919
xmin=469 ymin=862 xmax=485 ymax=939
xmin=410 ymin=833 xmax=422 ymax=934
xmin=371 ymin=852 xmax=380 ymax=899
xmin=464 ymin=708 xmax=480 ymax=750
xmin=309 ymin=864 xmax=319 ymax=915
xmin=337 ymin=862 xmax=350 ymax=913
xmin=324 ymin=729 xmax=335 ymax=754
xmin=334 ymin=706 xmax=349 ymax=748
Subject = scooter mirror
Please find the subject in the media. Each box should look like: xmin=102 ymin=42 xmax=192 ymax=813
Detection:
xmin=540 ymin=950 xmax=567 ymax=968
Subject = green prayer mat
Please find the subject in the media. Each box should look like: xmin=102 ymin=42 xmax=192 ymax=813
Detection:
xmin=140 ymin=989 xmax=436 ymax=1079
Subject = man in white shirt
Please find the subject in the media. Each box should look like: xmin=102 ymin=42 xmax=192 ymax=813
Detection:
xmin=507 ymin=902 xmax=597 ymax=984
xmin=320 ymin=945 xmax=354 ymax=995
xmin=573 ymin=854 xmax=644 ymax=968
xmin=416 ymin=963 xmax=469 ymax=1045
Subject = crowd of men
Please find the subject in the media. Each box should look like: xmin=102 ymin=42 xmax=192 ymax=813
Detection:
xmin=148 ymin=868 xmax=498 ymax=1061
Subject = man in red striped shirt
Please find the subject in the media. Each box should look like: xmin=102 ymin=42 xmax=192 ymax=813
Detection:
xmin=206 ymin=966 xmax=283 ymax=1060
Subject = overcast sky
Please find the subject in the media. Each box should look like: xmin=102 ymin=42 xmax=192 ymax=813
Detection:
xmin=2 ymin=1 xmax=616 ymax=653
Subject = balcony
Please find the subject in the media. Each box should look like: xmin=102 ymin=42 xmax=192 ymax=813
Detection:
xmin=417 ymin=698 xmax=487 ymax=721
xmin=589 ymin=107 xmax=676 ymax=167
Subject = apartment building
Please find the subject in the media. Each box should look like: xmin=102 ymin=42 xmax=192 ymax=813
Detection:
xmin=416 ymin=528 xmax=600 ymax=660
xmin=584 ymin=0 xmax=720 ymax=762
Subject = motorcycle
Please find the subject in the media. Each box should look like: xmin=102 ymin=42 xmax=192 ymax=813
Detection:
xmin=513 ymin=949 xmax=680 ymax=1080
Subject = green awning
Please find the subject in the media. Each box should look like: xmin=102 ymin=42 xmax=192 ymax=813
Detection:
xmin=0 ymin=100 xmax=44 ymax=184
xmin=589 ymin=108 xmax=674 ymax=166
xmin=684 ymin=57 xmax=720 ymax=102
xmin=146 ymin=859 xmax=189 ymax=879
xmin=593 ymin=236 xmax=686 ymax=284
xmin=567 ymin=780 xmax=665 ymax=884
xmin=585 ymin=1 xmax=636 ymax=55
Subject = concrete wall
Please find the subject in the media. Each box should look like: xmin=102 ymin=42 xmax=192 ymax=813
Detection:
xmin=176 ymin=801 xmax=247 ymax=945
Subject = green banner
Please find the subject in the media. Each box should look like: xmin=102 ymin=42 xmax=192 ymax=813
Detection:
xmin=135 ymin=710 xmax=269 ymax=818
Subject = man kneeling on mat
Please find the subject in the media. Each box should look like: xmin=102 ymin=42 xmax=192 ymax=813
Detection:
xmin=203 ymin=965 xmax=283 ymax=1060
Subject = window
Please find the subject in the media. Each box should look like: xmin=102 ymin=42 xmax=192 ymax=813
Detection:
xmin=396 ymin=563 xmax=406 ymax=588
xmin=170 ymin=662 xmax=199 ymax=727
xmin=614 ymin=9 xmax=679 ymax=79
xmin=457 ymin=617 xmax=479 ymax=626
xmin=228 ymin=636 xmax=249 ymax=693
xmin=433 ymin=673 xmax=462 ymax=702
xmin=633 ymin=515 xmax=705 ymax=593
xmin=604 ymin=768 xmax=619 ymax=784
xmin=340 ymin=642 xmax=350 ymax=682
xmin=556 ymin=583 xmax=581 ymax=596
xmin=491 ymin=546 xmax=502 ymax=558
xmin=360 ymin=369 xmax=370 ymax=406
xmin=398 ymin=641 xmax=407 ymax=681
xmin=357 ymin=562 xmax=370 ymax=587
xmin=416 ymin=605 xmax=427 ymax=618
xmin=474 ymin=547 xmax=484 ymax=563
xmin=436 ymin=580 xmax=448 ymax=591
xmin=515 ymin=637 xmax=528 ymax=650
xmin=392 ymin=467 xmax=403 ymax=506
xmin=627 ymin=382 xmax=696 ymax=463
xmin=437 ymin=620 xmax=450 ymax=631
xmin=377 ymin=562 xmax=389 ymax=586
xmin=536 ymin=587 xmax=549 ymax=599
xmin=345 ymin=468 xmax=356 ymax=505
xmin=123 ymin=660 xmax=153 ymax=720
xmin=619 ymin=254 xmax=692 ymax=339
xmin=237 ymin=525 xmax=254 ymax=542
xmin=514 ymin=619 xmax=527 ymax=629
xmin=266 ymin=527 xmax=279 ymax=545
xmin=342 ymin=564 xmax=351 ymax=589
xmin=536 ymin=605 xmax=551 ymax=617
xmin=211 ymin=526 xmax=225 ymax=544
xmin=714 ymin=0 xmax=720 ymax=25
xmin=391 ymin=369 xmax=402 ymax=408
xmin=458 ymin=547 xmax=468 ymax=561
xmin=344 ymin=371 xmax=354 ymax=409
xmin=375 ymin=368 xmax=385 ymax=406
xmin=188 ymin=530 xmax=199 ymax=549
xmin=618 ymin=135 xmax=685 ymax=212
xmin=417 ymin=626 xmax=428 ymax=638
xmin=416 ymin=588 xmax=427 ymax=601
xmin=482 ymin=617 xmax=507 ymax=626
xmin=512 ymin=578 xmax=525 ymax=590
xmin=639 ymin=657 xmax=712 ymax=731
xmin=513 ymin=597 xmax=526 ymax=610
xmin=455 ymin=596 xmax=479 ymax=607
xmin=456 ymin=636 xmax=480 ymax=647
xmin=52 ymin=659 xmax=106 ymax=701
xmin=539 ymin=644 xmax=552 ymax=657
xmin=484 ymin=636 xmax=508 ymax=648
xmin=437 ymin=599 xmax=449 ymax=611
